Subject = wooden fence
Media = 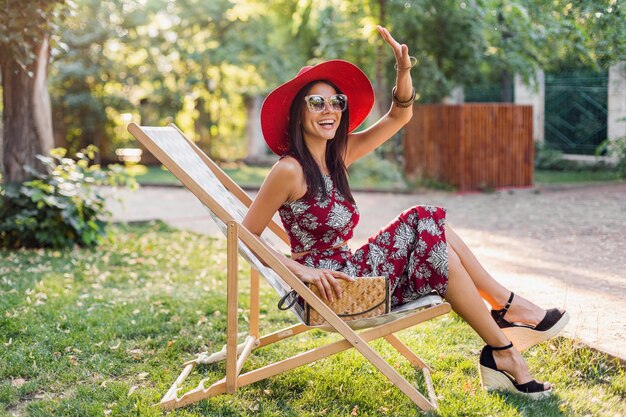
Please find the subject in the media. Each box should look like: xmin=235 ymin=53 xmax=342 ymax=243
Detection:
xmin=403 ymin=104 xmax=533 ymax=191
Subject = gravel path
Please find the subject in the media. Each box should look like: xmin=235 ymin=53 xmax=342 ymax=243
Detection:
xmin=107 ymin=182 xmax=626 ymax=361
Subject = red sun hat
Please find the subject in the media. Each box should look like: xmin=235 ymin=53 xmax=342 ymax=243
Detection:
xmin=260 ymin=60 xmax=375 ymax=156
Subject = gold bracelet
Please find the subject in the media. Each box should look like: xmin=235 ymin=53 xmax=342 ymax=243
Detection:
xmin=394 ymin=56 xmax=417 ymax=71
xmin=392 ymin=86 xmax=416 ymax=108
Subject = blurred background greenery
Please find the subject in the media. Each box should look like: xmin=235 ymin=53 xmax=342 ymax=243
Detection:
xmin=0 ymin=0 xmax=624 ymax=172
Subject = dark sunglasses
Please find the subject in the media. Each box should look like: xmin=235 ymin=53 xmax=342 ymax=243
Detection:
xmin=303 ymin=94 xmax=348 ymax=113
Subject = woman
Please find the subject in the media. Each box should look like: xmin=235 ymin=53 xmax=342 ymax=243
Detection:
xmin=242 ymin=26 xmax=568 ymax=398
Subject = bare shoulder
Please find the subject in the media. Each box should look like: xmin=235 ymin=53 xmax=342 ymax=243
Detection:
xmin=270 ymin=156 xmax=306 ymax=183
xmin=273 ymin=156 xmax=303 ymax=177
xmin=264 ymin=156 xmax=306 ymax=201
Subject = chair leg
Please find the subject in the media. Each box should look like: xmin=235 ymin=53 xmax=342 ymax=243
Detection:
xmin=257 ymin=323 xmax=310 ymax=347
xmin=422 ymin=367 xmax=438 ymax=410
xmin=184 ymin=339 xmax=251 ymax=367
xmin=384 ymin=334 xmax=432 ymax=372
xmin=250 ymin=268 xmax=260 ymax=339
xmin=383 ymin=334 xmax=438 ymax=408
xmin=231 ymin=307 xmax=450 ymax=411
xmin=226 ymin=222 xmax=239 ymax=393
xmin=159 ymin=305 xmax=448 ymax=411
xmin=161 ymin=362 xmax=195 ymax=405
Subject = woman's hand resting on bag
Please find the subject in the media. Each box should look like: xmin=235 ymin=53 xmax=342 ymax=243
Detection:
xmin=295 ymin=265 xmax=355 ymax=302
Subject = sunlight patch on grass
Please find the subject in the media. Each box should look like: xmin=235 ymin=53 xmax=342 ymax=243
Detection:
xmin=1 ymin=222 xmax=624 ymax=416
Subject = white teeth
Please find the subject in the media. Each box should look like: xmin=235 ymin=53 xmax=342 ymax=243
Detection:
xmin=318 ymin=119 xmax=335 ymax=125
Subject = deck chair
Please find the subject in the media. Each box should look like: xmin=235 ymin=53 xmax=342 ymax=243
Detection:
xmin=127 ymin=123 xmax=452 ymax=412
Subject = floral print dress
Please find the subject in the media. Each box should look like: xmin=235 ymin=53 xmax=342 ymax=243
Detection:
xmin=279 ymin=175 xmax=449 ymax=308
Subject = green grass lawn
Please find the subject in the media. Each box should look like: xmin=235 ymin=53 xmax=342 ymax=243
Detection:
xmin=125 ymin=164 xmax=270 ymax=188
xmin=127 ymin=164 xmax=409 ymax=191
xmin=128 ymin=164 xmax=624 ymax=192
xmin=533 ymin=169 xmax=624 ymax=185
xmin=1 ymin=222 xmax=624 ymax=416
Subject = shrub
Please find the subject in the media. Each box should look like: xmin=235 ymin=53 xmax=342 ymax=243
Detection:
xmin=596 ymin=136 xmax=626 ymax=179
xmin=535 ymin=142 xmax=617 ymax=173
xmin=533 ymin=142 xmax=586 ymax=171
xmin=534 ymin=142 xmax=568 ymax=170
xmin=0 ymin=146 xmax=137 ymax=249
xmin=348 ymin=153 xmax=406 ymax=188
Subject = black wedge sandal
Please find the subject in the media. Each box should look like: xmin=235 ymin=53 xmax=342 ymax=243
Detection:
xmin=491 ymin=292 xmax=569 ymax=352
xmin=479 ymin=343 xmax=552 ymax=399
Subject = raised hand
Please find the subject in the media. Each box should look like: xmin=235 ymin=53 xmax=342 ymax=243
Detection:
xmin=376 ymin=25 xmax=412 ymax=71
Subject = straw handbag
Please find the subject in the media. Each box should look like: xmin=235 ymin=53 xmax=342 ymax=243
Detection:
xmin=305 ymin=276 xmax=390 ymax=326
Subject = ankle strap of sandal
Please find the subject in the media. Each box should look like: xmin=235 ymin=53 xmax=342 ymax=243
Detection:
xmin=491 ymin=342 xmax=514 ymax=351
xmin=503 ymin=292 xmax=514 ymax=312
xmin=494 ymin=292 xmax=515 ymax=319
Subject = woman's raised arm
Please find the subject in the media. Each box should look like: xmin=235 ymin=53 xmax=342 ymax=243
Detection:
xmin=345 ymin=25 xmax=416 ymax=166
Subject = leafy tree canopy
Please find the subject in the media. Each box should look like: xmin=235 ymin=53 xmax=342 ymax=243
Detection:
xmin=4 ymin=0 xmax=623 ymax=162
xmin=0 ymin=0 xmax=67 ymax=71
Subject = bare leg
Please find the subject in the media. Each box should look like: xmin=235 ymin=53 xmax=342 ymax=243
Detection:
xmin=444 ymin=243 xmax=549 ymax=388
xmin=445 ymin=224 xmax=548 ymax=326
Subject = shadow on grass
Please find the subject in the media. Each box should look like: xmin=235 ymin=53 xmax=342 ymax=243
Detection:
xmin=1 ymin=223 xmax=624 ymax=417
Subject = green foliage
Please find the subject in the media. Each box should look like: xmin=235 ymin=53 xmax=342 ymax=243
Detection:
xmin=348 ymin=153 xmax=406 ymax=190
xmin=534 ymin=141 xmax=624 ymax=184
xmin=534 ymin=140 xmax=622 ymax=175
xmin=475 ymin=0 xmax=624 ymax=81
xmin=534 ymin=142 xmax=567 ymax=170
xmin=390 ymin=0 xmax=486 ymax=102
xmin=0 ymin=0 xmax=67 ymax=70
xmin=41 ymin=0 xmax=626 ymax=161
xmin=476 ymin=0 xmax=549 ymax=84
xmin=535 ymin=0 xmax=625 ymax=71
xmin=597 ymin=135 xmax=626 ymax=179
xmin=0 ymin=146 xmax=137 ymax=249
xmin=49 ymin=0 xmax=132 ymax=155
xmin=49 ymin=0 xmax=266 ymax=160
xmin=533 ymin=142 xmax=601 ymax=171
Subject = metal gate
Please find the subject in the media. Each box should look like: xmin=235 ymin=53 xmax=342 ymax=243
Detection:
xmin=545 ymin=72 xmax=608 ymax=155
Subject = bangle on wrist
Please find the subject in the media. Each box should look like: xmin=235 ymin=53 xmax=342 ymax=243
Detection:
xmin=394 ymin=56 xmax=417 ymax=71
xmin=392 ymin=86 xmax=416 ymax=108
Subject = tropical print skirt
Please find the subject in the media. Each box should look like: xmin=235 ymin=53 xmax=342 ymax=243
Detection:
xmin=296 ymin=205 xmax=449 ymax=308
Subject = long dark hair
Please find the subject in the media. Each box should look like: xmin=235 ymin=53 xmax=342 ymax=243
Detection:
xmin=287 ymin=80 xmax=354 ymax=203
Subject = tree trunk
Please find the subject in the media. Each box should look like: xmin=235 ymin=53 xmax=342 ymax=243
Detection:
xmin=1 ymin=36 xmax=54 ymax=183
xmin=52 ymin=103 xmax=68 ymax=149
xmin=194 ymin=97 xmax=212 ymax=154
xmin=0 ymin=109 xmax=3 ymax=176
xmin=501 ymin=68 xmax=512 ymax=102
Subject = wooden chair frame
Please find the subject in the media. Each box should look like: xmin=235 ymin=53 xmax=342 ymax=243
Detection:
xmin=127 ymin=123 xmax=451 ymax=412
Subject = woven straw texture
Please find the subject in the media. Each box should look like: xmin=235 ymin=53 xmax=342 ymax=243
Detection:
xmin=306 ymin=276 xmax=389 ymax=326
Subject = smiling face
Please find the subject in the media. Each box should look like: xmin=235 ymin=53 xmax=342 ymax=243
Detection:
xmin=300 ymin=82 xmax=344 ymax=144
